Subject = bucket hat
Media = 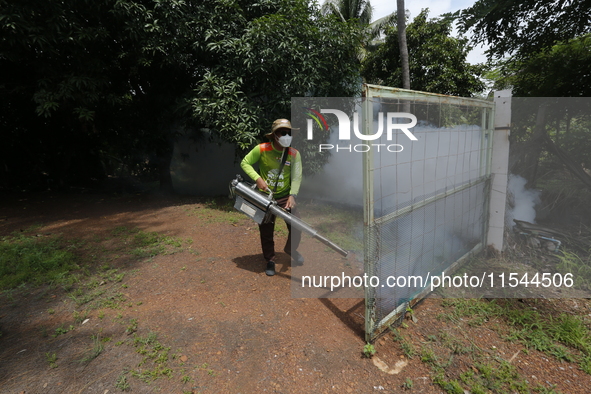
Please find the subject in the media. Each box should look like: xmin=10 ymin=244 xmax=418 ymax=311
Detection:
xmin=265 ymin=119 xmax=299 ymax=138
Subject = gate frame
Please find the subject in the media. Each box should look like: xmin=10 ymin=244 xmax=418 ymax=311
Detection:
xmin=361 ymin=84 xmax=500 ymax=342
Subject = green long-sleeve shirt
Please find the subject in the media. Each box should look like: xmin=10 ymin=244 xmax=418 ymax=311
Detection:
xmin=240 ymin=142 xmax=302 ymax=198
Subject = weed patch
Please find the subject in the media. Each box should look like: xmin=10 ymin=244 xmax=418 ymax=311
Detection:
xmin=128 ymin=331 xmax=175 ymax=383
xmin=557 ymin=250 xmax=591 ymax=290
xmin=45 ymin=352 xmax=58 ymax=368
xmin=185 ymin=199 xmax=246 ymax=225
xmin=80 ymin=334 xmax=105 ymax=363
xmin=0 ymin=233 xmax=79 ymax=289
xmin=410 ymin=299 xmax=591 ymax=394
xmin=110 ymin=226 xmax=186 ymax=259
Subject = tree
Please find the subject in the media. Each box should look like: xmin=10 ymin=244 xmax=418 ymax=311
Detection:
xmin=361 ymin=10 xmax=485 ymax=97
xmin=0 ymin=0 xmax=200 ymax=190
xmin=456 ymin=0 xmax=591 ymax=60
xmin=0 ymin=0 xmax=362 ymax=190
xmin=191 ymin=0 xmax=362 ymax=175
xmin=321 ymin=0 xmax=373 ymax=24
xmin=492 ymin=35 xmax=591 ymax=98
xmin=456 ymin=1 xmax=591 ymax=190
xmin=489 ymin=36 xmax=591 ymax=188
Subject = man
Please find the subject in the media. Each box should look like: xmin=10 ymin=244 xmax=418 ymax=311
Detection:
xmin=240 ymin=118 xmax=305 ymax=276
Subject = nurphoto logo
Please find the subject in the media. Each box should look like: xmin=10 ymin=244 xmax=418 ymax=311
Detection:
xmin=303 ymin=108 xmax=418 ymax=153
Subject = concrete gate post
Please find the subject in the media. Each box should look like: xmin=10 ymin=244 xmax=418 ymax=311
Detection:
xmin=488 ymin=89 xmax=512 ymax=251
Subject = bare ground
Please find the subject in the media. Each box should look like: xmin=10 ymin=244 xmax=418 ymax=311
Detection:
xmin=1 ymin=191 xmax=590 ymax=394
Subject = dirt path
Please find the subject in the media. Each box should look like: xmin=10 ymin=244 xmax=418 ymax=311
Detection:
xmin=1 ymin=192 xmax=590 ymax=394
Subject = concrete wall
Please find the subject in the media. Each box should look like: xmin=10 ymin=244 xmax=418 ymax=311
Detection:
xmin=170 ymin=134 xmax=243 ymax=196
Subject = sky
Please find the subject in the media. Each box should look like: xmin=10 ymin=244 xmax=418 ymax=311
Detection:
xmin=370 ymin=0 xmax=488 ymax=64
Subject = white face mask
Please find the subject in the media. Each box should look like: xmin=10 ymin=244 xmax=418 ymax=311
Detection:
xmin=277 ymin=134 xmax=292 ymax=148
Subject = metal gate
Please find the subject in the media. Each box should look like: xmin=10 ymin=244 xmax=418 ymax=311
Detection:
xmin=361 ymin=84 xmax=495 ymax=341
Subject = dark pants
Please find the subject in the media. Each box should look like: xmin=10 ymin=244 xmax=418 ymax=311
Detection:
xmin=258 ymin=195 xmax=301 ymax=262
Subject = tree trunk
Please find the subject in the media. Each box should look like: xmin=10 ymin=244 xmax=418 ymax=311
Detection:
xmin=397 ymin=0 xmax=410 ymax=90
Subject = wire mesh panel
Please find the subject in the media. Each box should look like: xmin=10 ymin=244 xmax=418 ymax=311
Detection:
xmin=362 ymin=84 xmax=495 ymax=341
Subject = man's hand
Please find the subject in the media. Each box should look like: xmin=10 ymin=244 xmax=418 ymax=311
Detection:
xmin=285 ymin=195 xmax=296 ymax=210
xmin=255 ymin=177 xmax=269 ymax=192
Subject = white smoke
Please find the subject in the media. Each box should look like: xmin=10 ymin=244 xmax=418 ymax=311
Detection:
xmin=505 ymin=174 xmax=541 ymax=227
xmin=299 ymin=121 xmax=483 ymax=211
xmin=293 ymin=98 xmax=495 ymax=304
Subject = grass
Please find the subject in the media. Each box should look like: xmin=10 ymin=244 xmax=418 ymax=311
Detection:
xmin=127 ymin=331 xmax=176 ymax=382
xmin=0 ymin=225 xmax=186 ymax=323
xmin=115 ymin=371 xmax=131 ymax=391
xmin=0 ymin=233 xmax=79 ymax=289
xmin=0 ymin=225 xmax=187 ymax=293
xmin=398 ymin=297 xmax=591 ymax=393
xmin=185 ymin=198 xmax=246 ymax=225
xmin=111 ymin=226 xmax=186 ymax=260
xmin=557 ymin=249 xmax=591 ymax=290
xmin=0 ymin=222 xmax=203 ymax=391
xmin=80 ymin=334 xmax=105 ymax=363
xmin=443 ymin=298 xmax=591 ymax=363
xmin=53 ymin=324 xmax=74 ymax=337
xmin=385 ymin=296 xmax=591 ymax=394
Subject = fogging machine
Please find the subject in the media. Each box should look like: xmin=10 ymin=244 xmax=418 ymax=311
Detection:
xmin=229 ymin=175 xmax=348 ymax=257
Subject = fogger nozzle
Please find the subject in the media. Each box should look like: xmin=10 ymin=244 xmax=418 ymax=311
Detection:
xmin=230 ymin=176 xmax=349 ymax=258
xmin=267 ymin=204 xmax=349 ymax=257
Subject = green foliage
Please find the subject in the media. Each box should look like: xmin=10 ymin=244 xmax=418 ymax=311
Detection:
xmin=402 ymin=377 xmax=413 ymax=390
xmin=115 ymin=371 xmax=131 ymax=391
xmin=80 ymin=334 xmax=105 ymax=363
xmin=456 ymin=0 xmax=591 ymax=60
xmin=129 ymin=331 xmax=174 ymax=382
xmin=45 ymin=352 xmax=58 ymax=369
xmin=321 ymin=0 xmax=374 ymax=25
xmin=192 ymin=0 xmax=362 ymax=173
xmin=1 ymin=0 xmax=362 ymax=190
xmin=465 ymin=361 xmax=529 ymax=393
xmin=492 ymin=35 xmax=591 ymax=97
xmin=459 ymin=3 xmax=591 ymax=195
xmin=362 ymin=10 xmax=485 ymax=96
xmin=363 ymin=342 xmax=376 ymax=358
xmin=0 ymin=234 xmax=79 ymax=290
xmin=53 ymin=324 xmax=74 ymax=338
xmin=111 ymin=226 xmax=185 ymax=259
xmin=443 ymin=298 xmax=591 ymax=374
xmin=557 ymin=250 xmax=591 ymax=291
xmin=320 ymin=0 xmax=396 ymax=61
xmin=433 ymin=373 xmax=465 ymax=394
xmin=125 ymin=318 xmax=138 ymax=335
xmin=400 ymin=338 xmax=416 ymax=358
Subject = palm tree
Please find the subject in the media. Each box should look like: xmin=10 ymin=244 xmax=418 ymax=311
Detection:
xmin=321 ymin=0 xmax=373 ymax=24
xmin=397 ymin=0 xmax=410 ymax=89
xmin=322 ymin=0 xmax=410 ymax=90
xmin=321 ymin=0 xmax=396 ymax=60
